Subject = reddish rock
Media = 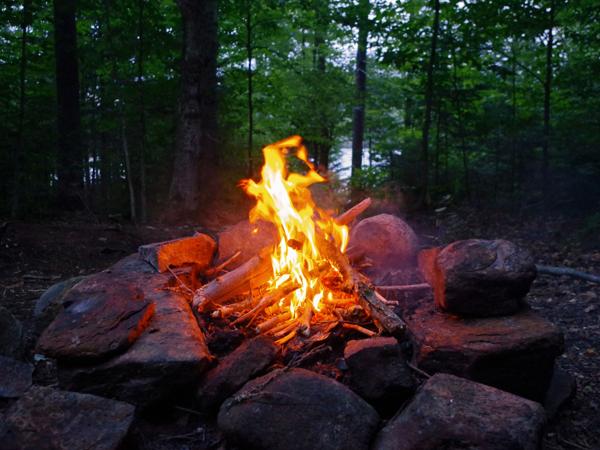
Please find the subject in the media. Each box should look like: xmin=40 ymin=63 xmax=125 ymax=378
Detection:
xmin=403 ymin=298 xmax=564 ymax=401
xmin=33 ymin=276 xmax=86 ymax=335
xmin=218 ymin=368 xmax=380 ymax=450
xmin=0 ymin=386 xmax=135 ymax=450
xmin=197 ymin=336 xmax=278 ymax=411
xmin=347 ymin=214 xmax=419 ymax=283
xmin=344 ymin=337 xmax=415 ymax=413
xmin=373 ymin=373 xmax=546 ymax=450
xmin=36 ymin=268 xmax=155 ymax=363
xmin=57 ymin=271 xmax=213 ymax=407
xmin=0 ymin=356 xmax=32 ymax=398
xmin=216 ymin=219 xmax=277 ymax=269
xmin=431 ymin=239 xmax=536 ymax=317
xmin=139 ymin=233 xmax=216 ymax=272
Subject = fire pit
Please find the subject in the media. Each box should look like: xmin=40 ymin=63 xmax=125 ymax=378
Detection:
xmin=5 ymin=137 xmax=570 ymax=450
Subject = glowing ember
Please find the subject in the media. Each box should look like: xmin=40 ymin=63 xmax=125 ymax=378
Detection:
xmin=241 ymin=136 xmax=350 ymax=323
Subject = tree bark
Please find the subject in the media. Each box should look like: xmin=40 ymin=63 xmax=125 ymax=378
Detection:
xmin=350 ymin=0 xmax=369 ymax=193
xmin=420 ymin=0 xmax=441 ymax=204
xmin=542 ymin=0 xmax=555 ymax=206
xmin=168 ymin=0 xmax=219 ymax=220
xmin=245 ymin=0 xmax=254 ymax=177
xmin=137 ymin=0 xmax=147 ymax=222
xmin=11 ymin=1 xmax=31 ymax=218
xmin=53 ymin=0 xmax=83 ymax=208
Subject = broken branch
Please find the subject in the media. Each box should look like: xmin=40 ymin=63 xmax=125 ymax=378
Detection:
xmin=335 ymin=197 xmax=372 ymax=226
xmin=536 ymin=264 xmax=600 ymax=284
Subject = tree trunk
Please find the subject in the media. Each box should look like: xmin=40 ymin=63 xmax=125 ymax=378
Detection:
xmin=542 ymin=0 xmax=554 ymax=206
xmin=350 ymin=0 xmax=369 ymax=190
xmin=245 ymin=0 xmax=254 ymax=177
xmin=137 ymin=0 xmax=147 ymax=222
xmin=11 ymin=1 xmax=31 ymax=218
xmin=510 ymin=43 xmax=518 ymax=199
xmin=53 ymin=0 xmax=83 ymax=208
xmin=420 ymin=0 xmax=441 ymax=205
xmin=121 ymin=114 xmax=136 ymax=222
xmin=168 ymin=0 xmax=219 ymax=220
xmin=314 ymin=1 xmax=332 ymax=171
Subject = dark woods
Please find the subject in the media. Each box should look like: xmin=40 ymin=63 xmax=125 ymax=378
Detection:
xmin=1 ymin=0 xmax=599 ymax=222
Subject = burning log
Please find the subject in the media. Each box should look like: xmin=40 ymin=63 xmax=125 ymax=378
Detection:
xmin=335 ymin=197 xmax=372 ymax=226
xmin=193 ymin=250 xmax=272 ymax=312
xmin=231 ymin=280 xmax=299 ymax=326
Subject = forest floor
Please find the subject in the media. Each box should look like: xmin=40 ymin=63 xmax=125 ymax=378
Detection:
xmin=0 ymin=208 xmax=598 ymax=450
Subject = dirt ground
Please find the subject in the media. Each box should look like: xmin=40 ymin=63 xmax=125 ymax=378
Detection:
xmin=0 ymin=209 xmax=598 ymax=450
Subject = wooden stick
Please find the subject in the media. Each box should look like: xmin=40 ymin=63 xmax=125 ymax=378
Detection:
xmin=204 ymin=250 xmax=241 ymax=278
xmin=255 ymin=312 xmax=291 ymax=334
xmin=536 ymin=264 xmax=600 ymax=284
xmin=272 ymin=319 xmax=300 ymax=338
xmin=193 ymin=250 xmax=272 ymax=312
xmin=275 ymin=330 xmax=296 ymax=345
xmin=342 ymin=323 xmax=377 ymax=337
xmin=299 ymin=302 xmax=313 ymax=337
xmin=376 ymin=283 xmax=431 ymax=292
xmin=352 ymin=269 xmax=406 ymax=336
xmin=231 ymin=280 xmax=298 ymax=325
xmin=335 ymin=197 xmax=372 ymax=225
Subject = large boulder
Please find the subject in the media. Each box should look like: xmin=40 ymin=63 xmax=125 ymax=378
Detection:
xmin=0 ymin=386 xmax=135 ymax=450
xmin=57 ymin=262 xmax=213 ymax=407
xmin=422 ymin=239 xmax=536 ymax=317
xmin=216 ymin=219 xmax=277 ymax=269
xmin=402 ymin=296 xmax=564 ymax=401
xmin=197 ymin=336 xmax=278 ymax=412
xmin=138 ymin=233 xmax=216 ymax=272
xmin=373 ymin=373 xmax=546 ymax=450
xmin=218 ymin=368 xmax=380 ymax=450
xmin=0 ymin=306 xmax=23 ymax=359
xmin=347 ymin=214 xmax=418 ymax=284
xmin=0 ymin=356 xmax=32 ymax=399
xmin=36 ymin=263 xmax=156 ymax=363
xmin=343 ymin=337 xmax=415 ymax=413
xmin=33 ymin=276 xmax=86 ymax=334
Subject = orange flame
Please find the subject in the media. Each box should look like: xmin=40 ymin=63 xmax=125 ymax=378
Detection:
xmin=241 ymin=136 xmax=348 ymax=319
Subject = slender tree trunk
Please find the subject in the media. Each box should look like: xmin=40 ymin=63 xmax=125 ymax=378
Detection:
xmin=137 ymin=0 xmax=147 ymax=222
xmin=168 ymin=0 xmax=219 ymax=220
xmin=351 ymin=0 xmax=369 ymax=189
xmin=451 ymin=46 xmax=470 ymax=200
xmin=420 ymin=0 xmax=441 ymax=205
xmin=542 ymin=0 xmax=554 ymax=205
xmin=510 ymin=43 xmax=518 ymax=199
xmin=11 ymin=1 xmax=31 ymax=218
xmin=434 ymin=105 xmax=441 ymax=187
xmin=54 ymin=0 xmax=83 ymax=208
xmin=314 ymin=1 xmax=332 ymax=171
xmin=121 ymin=114 xmax=136 ymax=221
xmin=245 ymin=0 xmax=254 ymax=176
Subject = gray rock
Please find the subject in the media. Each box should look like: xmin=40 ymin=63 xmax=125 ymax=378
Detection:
xmin=544 ymin=365 xmax=576 ymax=419
xmin=0 ymin=385 xmax=135 ymax=450
xmin=428 ymin=239 xmax=536 ymax=317
xmin=218 ymin=368 xmax=380 ymax=450
xmin=0 ymin=356 xmax=32 ymax=398
xmin=347 ymin=214 xmax=418 ymax=284
xmin=344 ymin=337 xmax=415 ymax=413
xmin=139 ymin=233 xmax=216 ymax=272
xmin=57 ymin=270 xmax=213 ymax=408
xmin=0 ymin=306 xmax=23 ymax=359
xmin=373 ymin=373 xmax=546 ymax=450
xmin=403 ymin=297 xmax=564 ymax=401
xmin=197 ymin=336 xmax=278 ymax=411
xmin=33 ymin=276 xmax=86 ymax=334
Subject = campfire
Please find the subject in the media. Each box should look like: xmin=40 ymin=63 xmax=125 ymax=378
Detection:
xmin=192 ymin=136 xmax=404 ymax=345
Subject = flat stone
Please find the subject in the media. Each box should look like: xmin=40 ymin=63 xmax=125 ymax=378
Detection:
xmin=0 ymin=307 xmax=23 ymax=359
xmin=58 ymin=272 xmax=213 ymax=408
xmin=0 ymin=356 xmax=33 ymax=398
xmin=344 ymin=337 xmax=415 ymax=413
xmin=431 ymin=239 xmax=536 ymax=317
xmin=544 ymin=365 xmax=576 ymax=419
xmin=218 ymin=368 xmax=380 ymax=450
xmin=347 ymin=214 xmax=419 ymax=284
xmin=216 ymin=219 xmax=277 ymax=269
xmin=373 ymin=373 xmax=546 ymax=450
xmin=0 ymin=385 xmax=135 ymax=450
xmin=403 ymin=297 xmax=563 ymax=401
xmin=139 ymin=233 xmax=216 ymax=272
xmin=36 ymin=266 xmax=156 ymax=363
xmin=33 ymin=276 xmax=86 ymax=334
xmin=197 ymin=336 xmax=278 ymax=412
